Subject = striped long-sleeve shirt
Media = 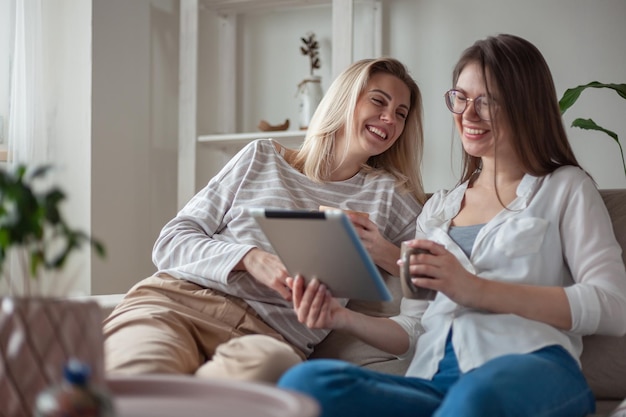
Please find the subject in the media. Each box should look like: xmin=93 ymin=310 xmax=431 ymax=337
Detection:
xmin=153 ymin=139 xmax=422 ymax=355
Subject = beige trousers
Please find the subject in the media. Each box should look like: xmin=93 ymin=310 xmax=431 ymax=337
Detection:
xmin=103 ymin=274 xmax=304 ymax=383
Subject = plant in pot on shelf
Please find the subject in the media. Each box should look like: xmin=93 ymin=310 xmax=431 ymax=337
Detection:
xmin=297 ymin=31 xmax=323 ymax=130
xmin=0 ymin=164 xmax=107 ymax=417
xmin=559 ymin=81 xmax=626 ymax=177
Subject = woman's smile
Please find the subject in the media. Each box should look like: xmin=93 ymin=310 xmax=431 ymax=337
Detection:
xmin=366 ymin=124 xmax=389 ymax=141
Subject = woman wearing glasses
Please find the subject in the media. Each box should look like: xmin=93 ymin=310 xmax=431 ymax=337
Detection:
xmin=277 ymin=34 xmax=626 ymax=417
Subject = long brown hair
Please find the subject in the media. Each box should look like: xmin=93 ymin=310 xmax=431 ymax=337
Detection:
xmin=452 ymin=34 xmax=580 ymax=185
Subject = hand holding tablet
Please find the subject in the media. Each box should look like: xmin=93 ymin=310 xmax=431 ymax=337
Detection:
xmin=249 ymin=208 xmax=392 ymax=301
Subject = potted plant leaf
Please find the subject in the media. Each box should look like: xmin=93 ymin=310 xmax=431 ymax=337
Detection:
xmin=297 ymin=32 xmax=323 ymax=130
xmin=559 ymin=82 xmax=626 ymax=177
xmin=300 ymin=32 xmax=321 ymax=77
xmin=0 ymin=163 xmax=107 ymax=417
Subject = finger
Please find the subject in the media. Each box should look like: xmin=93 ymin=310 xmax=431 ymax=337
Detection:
xmin=292 ymin=275 xmax=305 ymax=309
xmin=306 ymin=283 xmax=327 ymax=327
xmin=297 ymin=278 xmax=320 ymax=323
xmin=412 ymin=277 xmax=437 ymax=290
xmin=408 ymin=262 xmax=435 ymax=279
xmin=271 ymin=276 xmax=292 ymax=300
xmin=313 ymin=290 xmax=333 ymax=328
xmin=347 ymin=214 xmax=370 ymax=230
xmin=403 ymin=238 xmax=436 ymax=251
xmin=397 ymin=252 xmax=423 ymax=268
xmin=420 ymin=240 xmax=446 ymax=255
xmin=401 ymin=239 xmax=421 ymax=252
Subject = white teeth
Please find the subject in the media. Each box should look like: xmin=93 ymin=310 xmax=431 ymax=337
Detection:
xmin=465 ymin=127 xmax=486 ymax=135
xmin=368 ymin=126 xmax=387 ymax=139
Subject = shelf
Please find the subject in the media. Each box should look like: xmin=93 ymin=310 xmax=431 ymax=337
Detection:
xmin=202 ymin=0 xmax=330 ymax=14
xmin=198 ymin=130 xmax=306 ymax=146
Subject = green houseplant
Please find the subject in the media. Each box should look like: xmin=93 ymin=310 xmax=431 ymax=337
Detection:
xmin=0 ymin=164 xmax=105 ymax=284
xmin=0 ymin=163 xmax=107 ymax=417
xmin=559 ymin=81 xmax=626 ymax=177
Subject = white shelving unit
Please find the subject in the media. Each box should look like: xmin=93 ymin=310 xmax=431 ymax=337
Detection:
xmin=198 ymin=130 xmax=306 ymax=146
xmin=178 ymin=0 xmax=382 ymax=207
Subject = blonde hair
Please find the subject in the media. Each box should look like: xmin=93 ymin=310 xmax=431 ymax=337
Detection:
xmin=292 ymin=57 xmax=426 ymax=204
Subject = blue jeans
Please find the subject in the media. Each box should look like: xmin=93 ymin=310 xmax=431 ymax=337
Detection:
xmin=278 ymin=337 xmax=595 ymax=417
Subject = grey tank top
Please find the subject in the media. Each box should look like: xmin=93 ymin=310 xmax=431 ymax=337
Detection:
xmin=448 ymin=223 xmax=485 ymax=257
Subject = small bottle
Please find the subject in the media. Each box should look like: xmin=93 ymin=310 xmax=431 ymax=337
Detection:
xmin=34 ymin=359 xmax=115 ymax=417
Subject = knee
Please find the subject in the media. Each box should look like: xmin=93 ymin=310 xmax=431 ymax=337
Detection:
xmin=237 ymin=334 xmax=302 ymax=364
xmin=197 ymin=334 xmax=303 ymax=383
xmin=461 ymin=383 xmax=499 ymax=408
xmin=242 ymin=335 xmax=303 ymax=379
xmin=436 ymin=380 xmax=501 ymax=417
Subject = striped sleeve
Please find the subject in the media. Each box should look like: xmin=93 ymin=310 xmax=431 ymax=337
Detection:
xmin=152 ymin=142 xmax=260 ymax=285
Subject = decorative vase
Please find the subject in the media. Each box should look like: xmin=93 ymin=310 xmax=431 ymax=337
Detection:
xmin=0 ymin=297 xmax=105 ymax=417
xmin=297 ymin=76 xmax=323 ymax=130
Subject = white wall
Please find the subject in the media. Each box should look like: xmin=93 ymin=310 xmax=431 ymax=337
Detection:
xmin=41 ymin=0 xmax=93 ymax=294
xmin=91 ymin=0 xmax=178 ymax=294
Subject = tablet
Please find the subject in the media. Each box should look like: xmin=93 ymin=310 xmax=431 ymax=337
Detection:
xmin=249 ymin=208 xmax=392 ymax=301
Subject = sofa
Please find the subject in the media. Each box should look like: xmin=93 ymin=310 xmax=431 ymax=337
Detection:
xmin=310 ymin=189 xmax=626 ymax=416
xmin=95 ymin=189 xmax=626 ymax=416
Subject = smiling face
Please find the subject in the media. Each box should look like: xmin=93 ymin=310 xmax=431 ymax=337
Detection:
xmin=453 ymin=62 xmax=515 ymax=164
xmin=348 ymin=72 xmax=411 ymax=161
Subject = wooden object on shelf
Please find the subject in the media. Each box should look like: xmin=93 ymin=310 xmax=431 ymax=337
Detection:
xmin=258 ymin=119 xmax=290 ymax=132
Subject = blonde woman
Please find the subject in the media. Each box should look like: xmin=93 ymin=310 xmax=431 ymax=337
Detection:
xmin=104 ymin=57 xmax=426 ymax=383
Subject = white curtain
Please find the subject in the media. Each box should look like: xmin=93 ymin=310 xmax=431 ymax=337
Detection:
xmin=8 ymin=0 xmax=47 ymax=166
xmin=2 ymin=0 xmax=52 ymax=296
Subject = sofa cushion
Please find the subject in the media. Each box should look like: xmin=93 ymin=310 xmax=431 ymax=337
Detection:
xmin=600 ymin=190 xmax=626 ymax=281
xmin=580 ymin=189 xmax=626 ymax=400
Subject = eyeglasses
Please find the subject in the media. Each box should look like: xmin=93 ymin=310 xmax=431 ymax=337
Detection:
xmin=444 ymin=89 xmax=495 ymax=121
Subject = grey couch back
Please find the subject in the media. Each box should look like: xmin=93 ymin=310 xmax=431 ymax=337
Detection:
xmin=581 ymin=189 xmax=626 ymax=401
